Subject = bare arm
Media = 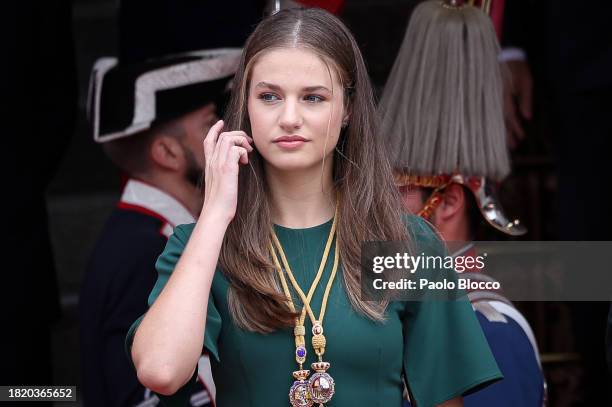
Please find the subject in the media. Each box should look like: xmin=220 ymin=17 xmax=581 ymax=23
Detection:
xmin=130 ymin=120 xmax=253 ymax=394
xmin=131 ymin=214 xmax=227 ymax=394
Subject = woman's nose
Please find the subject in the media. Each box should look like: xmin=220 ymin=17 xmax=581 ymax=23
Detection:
xmin=279 ymin=99 xmax=303 ymax=130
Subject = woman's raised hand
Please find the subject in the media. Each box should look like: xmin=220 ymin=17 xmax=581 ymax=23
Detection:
xmin=202 ymin=120 xmax=253 ymax=223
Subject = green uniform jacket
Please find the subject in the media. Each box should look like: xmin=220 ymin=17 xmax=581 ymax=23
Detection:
xmin=126 ymin=215 xmax=502 ymax=407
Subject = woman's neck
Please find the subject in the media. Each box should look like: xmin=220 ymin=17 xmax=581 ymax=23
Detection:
xmin=266 ymin=162 xmax=336 ymax=229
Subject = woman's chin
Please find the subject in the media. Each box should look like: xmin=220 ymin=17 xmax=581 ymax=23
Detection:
xmin=264 ymin=156 xmax=321 ymax=173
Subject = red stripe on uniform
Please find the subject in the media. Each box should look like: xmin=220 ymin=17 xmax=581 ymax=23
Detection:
xmin=117 ymin=202 xmax=169 ymax=225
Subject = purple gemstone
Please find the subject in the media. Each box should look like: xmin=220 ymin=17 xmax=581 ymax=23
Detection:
xmin=296 ymin=347 xmax=307 ymax=358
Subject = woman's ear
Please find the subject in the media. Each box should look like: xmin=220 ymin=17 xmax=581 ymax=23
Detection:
xmin=341 ymin=105 xmax=350 ymax=127
xmin=341 ymin=92 xmax=351 ymax=127
xmin=341 ymin=114 xmax=350 ymax=128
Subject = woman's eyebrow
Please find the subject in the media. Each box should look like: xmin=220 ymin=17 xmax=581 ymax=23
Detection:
xmin=255 ymin=81 xmax=281 ymax=90
xmin=302 ymin=85 xmax=331 ymax=93
xmin=255 ymin=81 xmax=331 ymax=93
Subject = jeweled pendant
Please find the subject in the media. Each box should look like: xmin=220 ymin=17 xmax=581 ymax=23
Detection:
xmin=308 ymin=362 xmax=335 ymax=404
xmin=289 ymin=369 xmax=313 ymax=407
xmin=295 ymin=345 xmax=307 ymax=364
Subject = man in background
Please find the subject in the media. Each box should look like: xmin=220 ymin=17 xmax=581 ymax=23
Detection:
xmin=77 ymin=2 xmax=258 ymax=405
xmin=379 ymin=1 xmax=545 ymax=405
xmin=80 ymin=46 xmax=241 ymax=406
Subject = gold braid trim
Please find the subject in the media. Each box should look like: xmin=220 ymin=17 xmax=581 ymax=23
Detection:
xmin=392 ymin=171 xmax=453 ymax=220
xmin=417 ymin=192 xmax=444 ymax=220
xmin=393 ymin=172 xmax=451 ymax=188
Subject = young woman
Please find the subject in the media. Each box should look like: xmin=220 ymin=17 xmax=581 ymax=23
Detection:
xmin=127 ymin=8 xmax=502 ymax=407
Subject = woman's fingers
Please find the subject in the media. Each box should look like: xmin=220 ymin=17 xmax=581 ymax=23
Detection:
xmin=216 ymin=134 xmax=253 ymax=167
xmin=201 ymin=127 xmax=252 ymax=218
xmin=203 ymin=119 xmax=225 ymax=164
xmin=225 ymin=130 xmax=253 ymax=143
xmin=208 ymin=131 xmax=252 ymax=172
xmin=218 ymin=131 xmax=253 ymax=150
xmin=231 ymin=146 xmax=249 ymax=165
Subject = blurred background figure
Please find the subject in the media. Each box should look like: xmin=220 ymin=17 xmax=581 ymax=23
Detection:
xmin=379 ymin=1 xmax=545 ymax=405
xmin=80 ymin=47 xmax=240 ymax=406
xmin=78 ymin=1 xmax=256 ymax=405
xmin=1 ymin=2 xmax=77 ymax=401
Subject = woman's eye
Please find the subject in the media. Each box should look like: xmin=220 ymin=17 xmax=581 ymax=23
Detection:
xmin=304 ymin=95 xmax=324 ymax=103
xmin=260 ymin=93 xmax=279 ymax=102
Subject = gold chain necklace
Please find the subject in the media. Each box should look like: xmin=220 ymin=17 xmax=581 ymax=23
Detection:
xmin=269 ymin=208 xmax=339 ymax=407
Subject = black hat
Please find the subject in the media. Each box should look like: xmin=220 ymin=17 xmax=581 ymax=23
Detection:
xmin=88 ymin=48 xmax=241 ymax=143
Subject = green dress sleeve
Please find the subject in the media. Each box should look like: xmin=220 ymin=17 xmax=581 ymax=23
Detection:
xmin=402 ymin=215 xmax=503 ymax=407
xmin=125 ymin=223 xmax=222 ymax=362
xmin=124 ymin=224 xmax=223 ymax=406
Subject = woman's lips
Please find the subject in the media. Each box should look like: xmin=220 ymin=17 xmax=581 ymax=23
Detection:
xmin=276 ymin=140 xmax=306 ymax=149
xmin=273 ymin=135 xmax=308 ymax=150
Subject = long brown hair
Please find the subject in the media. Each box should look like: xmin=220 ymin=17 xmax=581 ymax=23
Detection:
xmin=218 ymin=8 xmax=408 ymax=332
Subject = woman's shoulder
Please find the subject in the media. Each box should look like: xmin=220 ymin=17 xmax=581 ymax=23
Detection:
xmin=162 ymin=222 xmax=197 ymax=252
xmin=173 ymin=222 xmax=197 ymax=240
xmin=400 ymin=213 xmax=447 ymax=255
xmin=154 ymin=223 xmax=196 ymax=273
xmin=401 ymin=213 xmax=439 ymax=239
xmin=165 ymin=222 xmax=229 ymax=284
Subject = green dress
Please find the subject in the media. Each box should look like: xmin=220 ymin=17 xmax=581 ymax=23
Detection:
xmin=126 ymin=215 xmax=502 ymax=407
